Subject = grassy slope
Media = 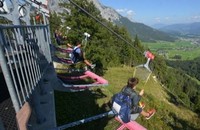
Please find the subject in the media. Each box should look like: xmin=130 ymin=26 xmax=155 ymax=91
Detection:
xmin=104 ymin=67 xmax=200 ymax=130
xmin=55 ymin=67 xmax=200 ymax=130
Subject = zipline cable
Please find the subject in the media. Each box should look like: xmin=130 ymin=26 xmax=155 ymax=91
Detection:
xmin=68 ymin=0 xmax=144 ymax=55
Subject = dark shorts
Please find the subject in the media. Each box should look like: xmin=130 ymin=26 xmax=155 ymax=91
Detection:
xmin=56 ymin=39 xmax=65 ymax=45
xmin=74 ymin=56 xmax=84 ymax=63
xmin=131 ymin=106 xmax=142 ymax=114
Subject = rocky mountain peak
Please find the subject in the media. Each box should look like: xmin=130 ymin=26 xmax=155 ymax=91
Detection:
xmin=88 ymin=0 xmax=120 ymax=22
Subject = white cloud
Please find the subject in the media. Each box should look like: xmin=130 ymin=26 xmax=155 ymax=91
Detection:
xmin=116 ymin=8 xmax=135 ymax=21
xmin=116 ymin=8 xmax=127 ymax=13
xmin=165 ymin=17 xmax=170 ymax=20
xmin=154 ymin=17 xmax=161 ymax=23
xmin=184 ymin=15 xmax=200 ymax=23
xmin=127 ymin=10 xmax=135 ymax=21
xmin=154 ymin=16 xmax=171 ymax=23
xmin=127 ymin=10 xmax=134 ymax=16
xmin=191 ymin=15 xmax=200 ymax=20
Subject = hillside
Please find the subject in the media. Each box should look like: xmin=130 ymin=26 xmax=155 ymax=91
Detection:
xmin=104 ymin=67 xmax=200 ymax=130
xmin=166 ymin=57 xmax=200 ymax=81
xmin=55 ymin=67 xmax=200 ymax=130
xmin=115 ymin=16 xmax=176 ymax=42
xmin=159 ymin=22 xmax=200 ymax=37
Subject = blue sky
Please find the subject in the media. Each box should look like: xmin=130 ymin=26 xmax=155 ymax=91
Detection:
xmin=99 ymin=0 xmax=200 ymax=26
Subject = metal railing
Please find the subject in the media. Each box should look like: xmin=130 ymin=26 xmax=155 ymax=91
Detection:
xmin=0 ymin=24 xmax=52 ymax=112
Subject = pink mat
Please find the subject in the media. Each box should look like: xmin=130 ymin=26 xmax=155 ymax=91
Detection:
xmin=115 ymin=117 xmax=147 ymax=130
xmin=58 ymin=74 xmax=88 ymax=80
xmin=84 ymin=71 xmax=108 ymax=84
xmin=56 ymin=56 xmax=73 ymax=64
xmin=56 ymin=47 xmax=73 ymax=53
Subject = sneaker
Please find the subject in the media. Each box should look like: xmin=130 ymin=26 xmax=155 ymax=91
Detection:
xmin=91 ymin=64 xmax=96 ymax=69
xmin=84 ymin=66 xmax=88 ymax=71
xmin=146 ymin=109 xmax=156 ymax=120
xmin=139 ymin=102 xmax=145 ymax=109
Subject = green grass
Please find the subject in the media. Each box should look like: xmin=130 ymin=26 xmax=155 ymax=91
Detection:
xmin=143 ymin=41 xmax=195 ymax=50
xmin=167 ymin=48 xmax=200 ymax=60
xmin=55 ymin=67 xmax=200 ymax=130
xmin=143 ymin=41 xmax=200 ymax=60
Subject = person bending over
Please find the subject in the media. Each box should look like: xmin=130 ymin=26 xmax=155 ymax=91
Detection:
xmin=122 ymin=77 xmax=156 ymax=120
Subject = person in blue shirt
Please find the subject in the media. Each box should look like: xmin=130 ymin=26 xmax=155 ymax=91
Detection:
xmin=68 ymin=42 xmax=95 ymax=69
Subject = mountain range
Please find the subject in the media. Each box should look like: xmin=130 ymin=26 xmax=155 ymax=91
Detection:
xmin=156 ymin=22 xmax=200 ymax=37
xmin=89 ymin=0 xmax=176 ymax=42
xmin=49 ymin=0 xmax=200 ymax=42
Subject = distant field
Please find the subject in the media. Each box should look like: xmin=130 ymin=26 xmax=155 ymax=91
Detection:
xmin=142 ymin=41 xmax=200 ymax=60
